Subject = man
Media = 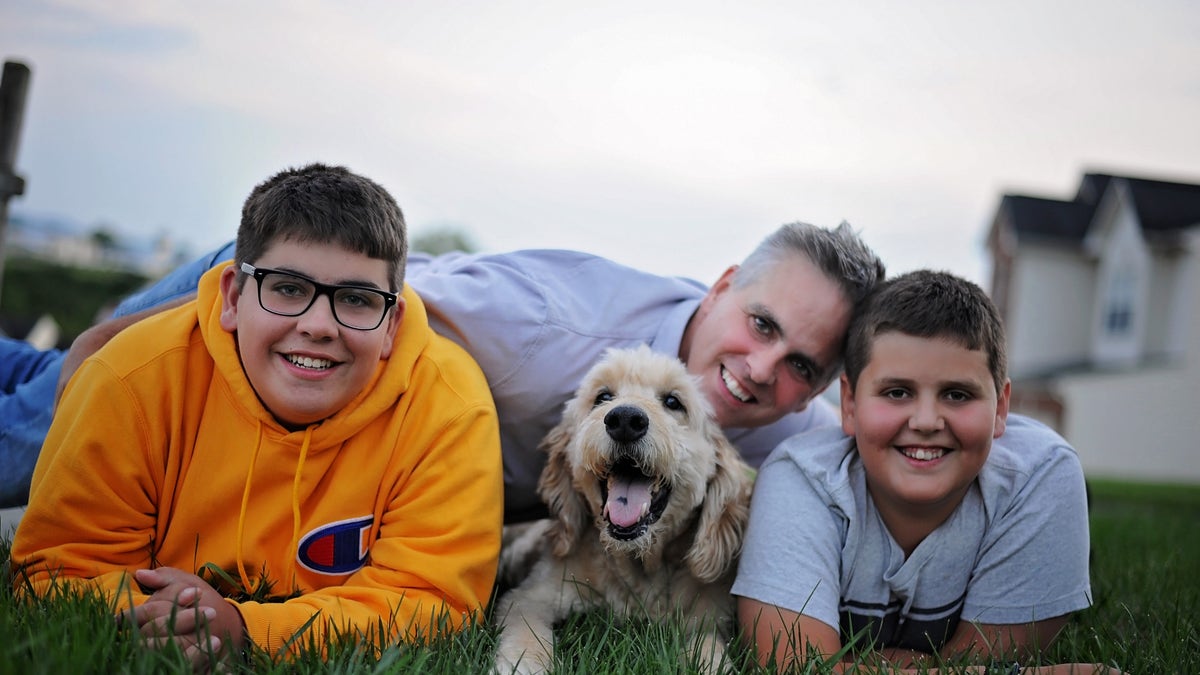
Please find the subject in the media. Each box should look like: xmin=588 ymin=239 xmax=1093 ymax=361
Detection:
xmin=2 ymin=221 xmax=886 ymax=520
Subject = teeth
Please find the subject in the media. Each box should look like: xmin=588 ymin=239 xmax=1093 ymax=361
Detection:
xmin=903 ymin=447 xmax=945 ymax=461
xmin=721 ymin=368 xmax=752 ymax=403
xmin=288 ymin=355 xmax=333 ymax=370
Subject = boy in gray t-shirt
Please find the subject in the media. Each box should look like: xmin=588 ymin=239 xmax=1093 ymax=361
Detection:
xmin=734 ymin=270 xmax=1106 ymax=673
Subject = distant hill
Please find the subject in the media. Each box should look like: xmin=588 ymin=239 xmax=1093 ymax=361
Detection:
xmin=5 ymin=209 xmax=193 ymax=278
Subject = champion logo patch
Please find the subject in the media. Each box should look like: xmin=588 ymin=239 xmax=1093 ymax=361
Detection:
xmin=297 ymin=515 xmax=373 ymax=575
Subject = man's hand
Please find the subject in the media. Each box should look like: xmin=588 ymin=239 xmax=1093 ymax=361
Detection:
xmin=118 ymin=567 xmax=247 ymax=672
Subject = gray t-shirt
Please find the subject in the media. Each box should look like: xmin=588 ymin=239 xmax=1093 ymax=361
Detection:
xmin=732 ymin=414 xmax=1092 ymax=653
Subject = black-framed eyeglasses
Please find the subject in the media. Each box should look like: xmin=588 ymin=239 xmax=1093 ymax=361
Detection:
xmin=240 ymin=262 xmax=397 ymax=331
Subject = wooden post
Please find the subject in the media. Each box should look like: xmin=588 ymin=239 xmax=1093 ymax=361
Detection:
xmin=0 ymin=60 xmax=32 ymax=308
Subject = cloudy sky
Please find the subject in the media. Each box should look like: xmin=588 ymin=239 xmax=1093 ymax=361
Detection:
xmin=1 ymin=0 xmax=1197 ymax=286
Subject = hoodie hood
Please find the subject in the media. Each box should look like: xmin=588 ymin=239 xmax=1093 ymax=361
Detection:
xmin=196 ymin=263 xmax=431 ymax=451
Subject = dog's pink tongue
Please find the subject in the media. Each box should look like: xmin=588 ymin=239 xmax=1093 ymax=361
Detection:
xmin=605 ymin=476 xmax=652 ymax=528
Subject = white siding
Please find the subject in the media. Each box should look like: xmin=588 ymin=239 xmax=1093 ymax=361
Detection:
xmin=1006 ymin=246 xmax=1094 ymax=377
xmin=1089 ymin=200 xmax=1150 ymax=366
xmin=1057 ymin=366 xmax=1200 ymax=482
xmin=1055 ymin=229 xmax=1200 ymax=483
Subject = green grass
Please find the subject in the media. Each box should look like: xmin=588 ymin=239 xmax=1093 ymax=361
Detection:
xmin=3 ymin=480 xmax=1197 ymax=673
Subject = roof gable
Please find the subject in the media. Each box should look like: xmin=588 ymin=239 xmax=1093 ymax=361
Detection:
xmin=1000 ymin=171 xmax=1200 ymax=245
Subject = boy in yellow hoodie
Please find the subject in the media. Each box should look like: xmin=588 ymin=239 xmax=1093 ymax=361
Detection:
xmin=12 ymin=163 xmax=503 ymax=668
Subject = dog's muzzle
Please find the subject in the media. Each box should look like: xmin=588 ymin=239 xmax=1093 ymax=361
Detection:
xmin=599 ymin=405 xmax=672 ymax=540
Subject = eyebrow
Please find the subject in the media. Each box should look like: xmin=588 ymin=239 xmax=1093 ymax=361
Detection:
xmin=748 ymin=302 xmax=823 ymax=382
xmin=273 ymin=266 xmax=386 ymax=290
xmin=874 ymin=376 xmax=987 ymax=395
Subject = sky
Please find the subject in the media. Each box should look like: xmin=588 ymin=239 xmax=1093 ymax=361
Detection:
xmin=1 ymin=0 xmax=1198 ymax=287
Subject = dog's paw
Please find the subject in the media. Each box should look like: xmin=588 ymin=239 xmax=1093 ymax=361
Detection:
xmin=493 ymin=649 xmax=550 ymax=675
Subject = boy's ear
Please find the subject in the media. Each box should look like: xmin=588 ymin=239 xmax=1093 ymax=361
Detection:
xmin=839 ymin=372 xmax=856 ymax=437
xmin=993 ymin=378 xmax=1011 ymax=438
xmin=378 ymin=295 xmax=406 ymax=359
xmin=218 ymin=266 xmax=242 ymax=333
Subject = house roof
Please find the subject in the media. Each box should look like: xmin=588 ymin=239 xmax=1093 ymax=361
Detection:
xmin=998 ymin=172 xmax=1200 ymax=244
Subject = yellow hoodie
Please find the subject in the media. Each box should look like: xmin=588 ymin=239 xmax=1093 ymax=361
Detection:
xmin=13 ymin=264 xmax=503 ymax=652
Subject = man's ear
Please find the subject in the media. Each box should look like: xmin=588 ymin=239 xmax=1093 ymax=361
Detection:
xmin=378 ymin=295 xmax=406 ymax=359
xmin=839 ymin=372 xmax=856 ymax=437
xmin=705 ymin=265 xmax=738 ymax=299
xmin=993 ymin=378 xmax=1011 ymax=438
xmin=218 ymin=266 xmax=242 ymax=333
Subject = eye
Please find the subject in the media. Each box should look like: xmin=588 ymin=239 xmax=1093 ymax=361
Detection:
xmin=750 ymin=315 xmax=774 ymax=338
xmin=270 ymin=280 xmax=310 ymax=299
xmin=336 ymin=290 xmax=376 ymax=309
xmin=662 ymin=393 xmax=686 ymax=412
xmin=593 ymin=391 xmax=614 ymax=408
xmin=882 ymin=388 xmax=910 ymax=400
xmin=788 ymin=357 xmax=815 ymax=383
xmin=943 ymin=389 xmax=973 ymax=403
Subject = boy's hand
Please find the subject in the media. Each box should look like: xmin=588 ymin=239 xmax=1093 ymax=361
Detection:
xmin=119 ymin=567 xmax=248 ymax=672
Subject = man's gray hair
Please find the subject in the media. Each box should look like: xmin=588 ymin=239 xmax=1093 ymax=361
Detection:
xmin=733 ymin=221 xmax=885 ymax=311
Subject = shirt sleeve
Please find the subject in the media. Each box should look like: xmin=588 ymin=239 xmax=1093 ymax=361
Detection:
xmin=731 ymin=436 xmax=849 ymax=632
xmin=962 ymin=441 xmax=1093 ymax=624
xmin=113 ymin=241 xmax=235 ymax=317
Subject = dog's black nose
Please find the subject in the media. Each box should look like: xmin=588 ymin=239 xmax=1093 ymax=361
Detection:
xmin=604 ymin=405 xmax=648 ymax=443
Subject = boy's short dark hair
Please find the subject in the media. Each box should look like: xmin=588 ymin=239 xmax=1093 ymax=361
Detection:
xmin=234 ymin=163 xmax=408 ymax=290
xmin=843 ymin=270 xmax=1007 ymax=393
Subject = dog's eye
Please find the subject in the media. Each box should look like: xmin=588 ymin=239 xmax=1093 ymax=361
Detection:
xmin=593 ymin=391 xmax=614 ymax=407
xmin=662 ymin=394 xmax=686 ymax=412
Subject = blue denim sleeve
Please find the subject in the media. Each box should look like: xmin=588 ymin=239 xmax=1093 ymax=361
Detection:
xmin=0 ymin=338 xmax=65 ymax=507
xmin=113 ymin=240 xmax=236 ymax=317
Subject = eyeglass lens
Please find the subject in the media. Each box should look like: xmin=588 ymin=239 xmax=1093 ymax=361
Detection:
xmin=257 ymin=271 xmax=389 ymax=330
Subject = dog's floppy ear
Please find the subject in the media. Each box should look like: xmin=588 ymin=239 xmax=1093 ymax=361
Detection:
xmin=685 ymin=429 xmax=754 ymax=583
xmin=537 ymin=420 xmax=588 ymax=558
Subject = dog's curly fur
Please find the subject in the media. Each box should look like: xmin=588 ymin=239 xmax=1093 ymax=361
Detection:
xmin=493 ymin=346 xmax=754 ymax=674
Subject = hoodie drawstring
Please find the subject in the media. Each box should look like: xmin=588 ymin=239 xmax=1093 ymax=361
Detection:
xmin=235 ymin=423 xmax=265 ymax=593
xmin=234 ymin=423 xmax=314 ymax=596
xmin=288 ymin=427 xmax=314 ymax=589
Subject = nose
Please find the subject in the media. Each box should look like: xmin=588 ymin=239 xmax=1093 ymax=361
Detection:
xmin=604 ymin=405 xmax=648 ymax=444
xmin=908 ymin=397 xmax=945 ymax=432
xmin=745 ymin=344 xmax=783 ymax=386
xmin=295 ymin=292 xmax=340 ymax=338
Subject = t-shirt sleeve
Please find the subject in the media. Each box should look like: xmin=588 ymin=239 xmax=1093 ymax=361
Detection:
xmin=731 ymin=437 xmax=848 ymax=631
xmin=963 ymin=443 xmax=1093 ymax=624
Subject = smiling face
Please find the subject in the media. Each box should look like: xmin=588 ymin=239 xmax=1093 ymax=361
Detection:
xmin=219 ymin=238 xmax=403 ymax=429
xmin=841 ymin=331 xmax=1010 ymax=535
xmin=680 ymin=255 xmax=852 ymax=430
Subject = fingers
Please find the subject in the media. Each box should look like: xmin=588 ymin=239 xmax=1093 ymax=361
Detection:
xmin=139 ymin=633 xmax=223 ymax=673
xmin=141 ymin=606 xmax=218 ymax=639
xmin=122 ymin=587 xmax=201 ymax=630
xmin=136 ymin=567 xmax=203 ymax=600
xmin=182 ymin=635 xmax=223 ymax=674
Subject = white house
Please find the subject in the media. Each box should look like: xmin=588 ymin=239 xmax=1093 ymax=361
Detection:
xmin=987 ymin=172 xmax=1200 ymax=484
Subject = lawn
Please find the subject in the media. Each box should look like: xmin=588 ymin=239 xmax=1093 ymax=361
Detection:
xmin=2 ymin=479 xmax=1196 ymax=673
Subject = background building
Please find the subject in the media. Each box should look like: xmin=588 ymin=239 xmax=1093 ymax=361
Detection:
xmin=988 ymin=172 xmax=1200 ymax=483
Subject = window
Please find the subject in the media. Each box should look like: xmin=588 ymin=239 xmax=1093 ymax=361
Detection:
xmin=1104 ymin=269 xmax=1135 ymax=336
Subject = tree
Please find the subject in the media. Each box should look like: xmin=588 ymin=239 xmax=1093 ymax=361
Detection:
xmin=411 ymin=226 xmax=477 ymax=255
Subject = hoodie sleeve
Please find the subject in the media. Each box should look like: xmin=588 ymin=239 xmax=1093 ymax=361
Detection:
xmin=10 ymin=354 xmax=163 ymax=608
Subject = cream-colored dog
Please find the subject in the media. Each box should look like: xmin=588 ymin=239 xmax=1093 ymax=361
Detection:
xmin=493 ymin=345 xmax=754 ymax=674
